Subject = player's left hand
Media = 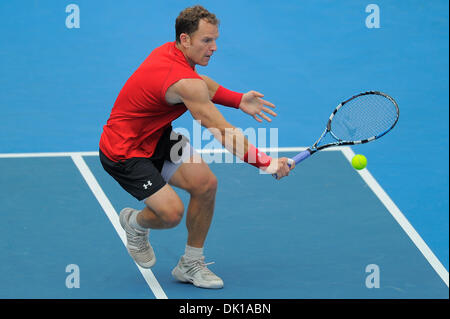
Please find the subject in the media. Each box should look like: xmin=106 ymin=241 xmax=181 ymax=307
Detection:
xmin=239 ymin=91 xmax=277 ymax=123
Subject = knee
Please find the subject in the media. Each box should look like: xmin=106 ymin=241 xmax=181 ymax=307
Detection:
xmin=160 ymin=199 xmax=184 ymax=228
xmin=191 ymin=173 xmax=218 ymax=197
xmin=204 ymin=174 xmax=218 ymax=193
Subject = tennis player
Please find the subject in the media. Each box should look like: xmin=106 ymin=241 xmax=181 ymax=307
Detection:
xmin=99 ymin=5 xmax=292 ymax=289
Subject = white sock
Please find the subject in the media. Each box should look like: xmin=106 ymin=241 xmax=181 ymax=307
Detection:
xmin=184 ymin=245 xmax=204 ymax=261
xmin=129 ymin=210 xmax=147 ymax=232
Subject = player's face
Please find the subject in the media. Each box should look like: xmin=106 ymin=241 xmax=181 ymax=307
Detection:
xmin=185 ymin=19 xmax=219 ymax=67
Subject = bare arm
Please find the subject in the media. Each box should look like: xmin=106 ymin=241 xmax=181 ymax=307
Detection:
xmin=173 ymin=78 xmax=249 ymax=158
xmin=168 ymin=78 xmax=292 ymax=178
xmin=199 ymin=75 xmax=220 ymax=99
xmin=199 ymin=74 xmax=277 ymax=123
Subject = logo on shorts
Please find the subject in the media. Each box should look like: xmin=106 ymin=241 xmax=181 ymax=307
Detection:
xmin=143 ymin=180 xmax=152 ymax=190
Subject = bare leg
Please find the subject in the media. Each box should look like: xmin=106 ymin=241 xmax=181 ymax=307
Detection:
xmin=184 ymin=180 xmax=217 ymax=247
xmin=168 ymin=153 xmax=218 ymax=248
xmin=138 ymin=183 xmax=185 ymax=229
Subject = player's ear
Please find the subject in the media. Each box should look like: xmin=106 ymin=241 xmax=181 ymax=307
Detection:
xmin=179 ymin=33 xmax=191 ymax=48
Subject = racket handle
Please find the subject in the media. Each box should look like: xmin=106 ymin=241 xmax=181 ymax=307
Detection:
xmin=292 ymin=149 xmax=312 ymax=164
xmin=272 ymin=150 xmax=311 ymax=179
xmin=272 ymin=158 xmax=295 ymax=179
xmin=287 ymin=158 xmax=295 ymax=168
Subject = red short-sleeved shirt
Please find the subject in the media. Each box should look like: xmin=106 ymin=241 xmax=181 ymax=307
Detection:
xmin=99 ymin=42 xmax=202 ymax=162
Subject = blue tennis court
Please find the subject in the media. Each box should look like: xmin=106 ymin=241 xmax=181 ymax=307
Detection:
xmin=0 ymin=0 xmax=448 ymax=300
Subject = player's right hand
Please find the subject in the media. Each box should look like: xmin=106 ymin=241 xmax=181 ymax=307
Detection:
xmin=264 ymin=157 xmax=294 ymax=179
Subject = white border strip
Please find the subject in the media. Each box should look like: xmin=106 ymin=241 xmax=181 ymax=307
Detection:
xmin=0 ymin=151 xmax=99 ymax=158
xmin=341 ymin=147 xmax=449 ymax=287
xmin=70 ymin=154 xmax=168 ymax=299
xmin=0 ymin=147 xmax=336 ymax=158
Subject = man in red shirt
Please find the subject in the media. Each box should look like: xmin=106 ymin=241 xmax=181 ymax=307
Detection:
xmin=99 ymin=5 xmax=292 ymax=289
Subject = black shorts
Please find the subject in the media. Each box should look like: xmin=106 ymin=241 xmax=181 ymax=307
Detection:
xmin=99 ymin=126 xmax=191 ymax=201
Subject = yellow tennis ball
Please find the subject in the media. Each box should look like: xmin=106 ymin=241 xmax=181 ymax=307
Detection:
xmin=352 ymin=154 xmax=367 ymax=170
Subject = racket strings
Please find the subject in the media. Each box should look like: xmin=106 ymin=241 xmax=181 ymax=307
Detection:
xmin=315 ymin=131 xmax=339 ymax=148
xmin=331 ymin=94 xmax=398 ymax=141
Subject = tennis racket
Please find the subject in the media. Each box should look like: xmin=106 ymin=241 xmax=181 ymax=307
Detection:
xmin=274 ymin=91 xmax=399 ymax=178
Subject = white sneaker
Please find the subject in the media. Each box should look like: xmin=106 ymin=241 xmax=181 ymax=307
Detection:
xmin=172 ymin=256 xmax=224 ymax=289
xmin=119 ymin=208 xmax=156 ymax=268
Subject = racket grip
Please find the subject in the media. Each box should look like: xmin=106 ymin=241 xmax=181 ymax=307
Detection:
xmin=292 ymin=149 xmax=312 ymax=164
xmin=272 ymin=150 xmax=311 ymax=179
xmin=272 ymin=158 xmax=295 ymax=179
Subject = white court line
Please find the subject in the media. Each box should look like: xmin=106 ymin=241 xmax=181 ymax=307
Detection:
xmin=0 ymin=147 xmax=334 ymax=158
xmin=70 ymin=154 xmax=168 ymax=299
xmin=340 ymin=147 xmax=449 ymax=287
xmin=1 ymin=148 xmax=448 ymax=288
xmin=0 ymin=151 xmax=99 ymax=158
